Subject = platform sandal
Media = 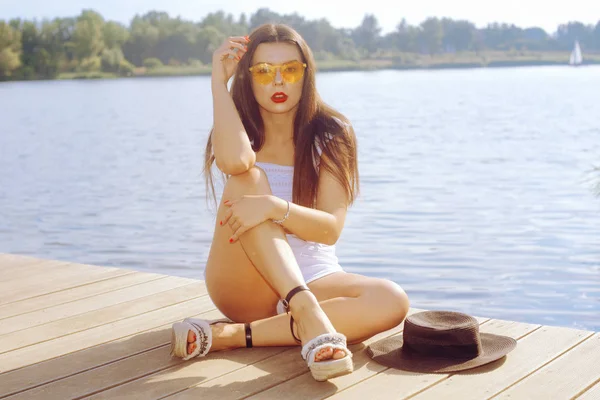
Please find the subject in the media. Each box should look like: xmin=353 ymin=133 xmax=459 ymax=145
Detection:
xmin=170 ymin=317 xmax=253 ymax=361
xmin=282 ymin=285 xmax=354 ymax=381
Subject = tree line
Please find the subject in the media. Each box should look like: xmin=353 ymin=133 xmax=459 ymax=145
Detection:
xmin=1 ymin=8 xmax=599 ymax=80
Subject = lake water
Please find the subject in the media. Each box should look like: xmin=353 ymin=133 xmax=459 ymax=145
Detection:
xmin=1 ymin=66 xmax=599 ymax=331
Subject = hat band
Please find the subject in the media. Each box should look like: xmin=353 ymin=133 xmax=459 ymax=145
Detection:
xmin=404 ymin=340 xmax=481 ymax=359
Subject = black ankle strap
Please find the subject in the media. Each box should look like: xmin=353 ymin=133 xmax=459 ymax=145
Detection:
xmin=244 ymin=323 xmax=253 ymax=348
xmin=282 ymin=285 xmax=310 ymax=344
xmin=282 ymin=285 xmax=310 ymax=312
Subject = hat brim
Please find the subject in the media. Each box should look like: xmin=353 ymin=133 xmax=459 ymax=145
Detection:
xmin=367 ymin=333 xmax=517 ymax=373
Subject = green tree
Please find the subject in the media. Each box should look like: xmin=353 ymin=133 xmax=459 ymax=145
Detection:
xmin=419 ymin=18 xmax=444 ymax=54
xmin=393 ymin=18 xmax=419 ymax=52
xmin=123 ymin=17 xmax=160 ymax=66
xmin=556 ymin=21 xmax=593 ymax=50
xmin=352 ymin=14 xmax=381 ymax=56
xmin=249 ymin=8 xmax=284 ymax=30
xmin=195 ymin=26 xmax=225 ymax=64
xmin=442 ymin=19 xmax=476 ymax=52
xmin=72 ymin=10 xmax=105 ymax=63
xmin=143 ymin=57 xmax=163 ymax=69
xmin=103 ymin=21 xmax=129 ymax=49
xmin=0 ymin=21 xmax=22 ymax=79
xmin=594 ymin=21 xmax=600 ymax=48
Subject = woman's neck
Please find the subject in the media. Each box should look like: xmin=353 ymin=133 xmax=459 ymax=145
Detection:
xmin=260 ymin=108 xmax=295 ymax=146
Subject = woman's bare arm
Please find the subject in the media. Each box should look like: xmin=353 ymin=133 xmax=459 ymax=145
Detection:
xmin=268 ymin=163 xmax=350 ymax=246
xmin=211 ymin=82 xmax=255 ymax=176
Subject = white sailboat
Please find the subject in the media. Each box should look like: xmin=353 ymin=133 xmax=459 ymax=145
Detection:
xmin=569 ymin=40 xmax=583 ymax=66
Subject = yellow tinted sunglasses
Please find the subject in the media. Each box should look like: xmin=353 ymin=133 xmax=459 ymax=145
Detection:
xmin=248 ymin=60 xmax=307 ymax=85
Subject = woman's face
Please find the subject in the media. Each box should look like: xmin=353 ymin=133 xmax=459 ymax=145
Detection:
xmin=249 ymin=42 xmax=305 ymax=115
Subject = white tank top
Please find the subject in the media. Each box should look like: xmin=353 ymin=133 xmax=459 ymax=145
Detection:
xmin=253 ymin=160 xmax=339 ymax=266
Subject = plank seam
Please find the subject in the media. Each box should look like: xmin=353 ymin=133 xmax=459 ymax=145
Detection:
xmin=573 ymin=377 xmax=600 ymax=399
xmin=0 ymin=279 xmax=203 ymax=340
xmin=155 ymin=348 xmax=295 ymax=400
xmin=0 ymin=275 xmax=169 ymax=322
xmin=488 ymin=331 xmax=597 ymax=399
xmin=0 ymin=290 xmax=209 ymax=356
xmin=0 ymin=269 xmax=137 ymax=306
xmin=75 ymin=348 xmax=289 ymax=400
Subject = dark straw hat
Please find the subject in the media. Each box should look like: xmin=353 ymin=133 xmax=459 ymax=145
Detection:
xmin=367 ymin=310 xmax=517 ymax=373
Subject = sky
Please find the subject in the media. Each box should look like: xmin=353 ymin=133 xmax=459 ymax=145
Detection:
xmin=2 ymin=0 xmax=600 ymax=34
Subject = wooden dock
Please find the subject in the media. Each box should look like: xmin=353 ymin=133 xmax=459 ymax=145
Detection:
xmin=0 ymin=253 xmax=599 ymax=399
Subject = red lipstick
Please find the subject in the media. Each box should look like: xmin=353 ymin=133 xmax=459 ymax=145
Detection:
xmin=271 ymin=92 xmax=288 ymax=103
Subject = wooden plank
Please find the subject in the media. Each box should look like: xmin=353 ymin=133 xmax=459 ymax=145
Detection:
xmin=577 ymin=380 xmax=600 ymax=399
xmin=0 ymin=275 xmax=188 ymax=335
xmin=0 ymin=294 xmax=213 ymax=374
xmin=0 ymin=264 xmax=134 ymax=305
xmin=495 ymin=333 xmax=600 ymax=399
xmin=0 ymin=255 xmax=113 ymax=281
xmin=1 ymin=308 xmax=221 ymax=399
xmin=171 ymin=340 xmax=328 ymax=400
xmin=409 ymin=324 xmax=593 ymax=399
xmin=0 ymin=254 xmax=60 ymax=273
xmin=165 ymin=308 xmax=432 ymax=400
xmin=84 ymin=347 xmax=290 ymax=400
xmin=0 ymin=278 xmax=200 ymax=354
xmin=0 ymin=272 xmax=166 ymax=320
xmin=322 ymin=318 xmax=538 ymax=400
xmin=0 ymin=259 xmax=72 ymax=282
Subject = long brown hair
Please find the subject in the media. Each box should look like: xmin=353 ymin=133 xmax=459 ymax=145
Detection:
xmin=204 ymin=23 xmax=359 ymax=209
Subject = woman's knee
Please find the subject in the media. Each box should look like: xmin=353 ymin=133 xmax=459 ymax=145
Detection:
xmin=367 ymin=279 xmax=410 ymax=326
xmin=224 ymin=166 xmax=271 ymax=196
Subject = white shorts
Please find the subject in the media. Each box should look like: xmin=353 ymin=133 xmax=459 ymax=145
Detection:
xmin=286 ymin=234 xmax=344 ymax=284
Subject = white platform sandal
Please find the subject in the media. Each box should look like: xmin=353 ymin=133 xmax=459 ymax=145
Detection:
xmin=301 ymin=332 xmax=354 ymax=381
xmin=282 ymin=285 xmax=354 ymax=381
xmin=170 ymin=317 xmax=248 ymax=361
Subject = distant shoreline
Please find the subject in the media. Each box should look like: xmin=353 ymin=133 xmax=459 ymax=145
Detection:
xmin=5 ymin=51 xmax=599 ymax=82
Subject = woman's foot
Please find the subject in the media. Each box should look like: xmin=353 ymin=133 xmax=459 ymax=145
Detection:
xmin=289 ymin=291 xmax=349 ymax=362
xmin=185 ymin=322 xmax=239 ymax=355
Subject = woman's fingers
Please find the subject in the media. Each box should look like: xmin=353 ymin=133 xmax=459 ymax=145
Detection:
xmin=229 ymin=225 xmax=247 ymax=244
xmin=225 ymin=41 xmax=248 ymax=60
xmin=228 ymin=36 xmax=250 ymax=45
xmin=230 ymin=220 xmax=241 ymax=232
xmin=218 ymin=38 xmax=248 ymax=56
xmin=218 ymin=48 xmax=243 ymax=61
xmin=228 ymin=40 xmax=248 ymax=52
xmin=221 ymin=208 xmax=233 ymax=226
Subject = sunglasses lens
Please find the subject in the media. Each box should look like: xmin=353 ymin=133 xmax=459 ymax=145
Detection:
xmin=282 ymin=61 xmax=305 ymax=83
xmin=251 ymin=64 xmax=274 ymax=84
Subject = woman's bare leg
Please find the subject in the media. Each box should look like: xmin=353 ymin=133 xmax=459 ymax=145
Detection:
xmin=189 ymin=273 xmax=410 ymax=359
xmin=200 ymin=167 xmax=339 ymax=360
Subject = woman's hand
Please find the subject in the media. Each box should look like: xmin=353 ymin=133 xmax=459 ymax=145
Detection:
xmin=221 ymin=195 xmax=278 ymax=243
xmin=212 ymin=36 xmax=249 ymax=85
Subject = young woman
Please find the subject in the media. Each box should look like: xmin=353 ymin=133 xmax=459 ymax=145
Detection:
xmin=170 ymin=23 xmax=410 ymax=382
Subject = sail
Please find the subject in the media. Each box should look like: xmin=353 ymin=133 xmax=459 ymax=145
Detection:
xmin=570 ymin=40 xmax=583 ymax=65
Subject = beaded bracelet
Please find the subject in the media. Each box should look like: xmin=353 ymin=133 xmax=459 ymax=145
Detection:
xmin=272 ymin=200 xmax=290 ymax=225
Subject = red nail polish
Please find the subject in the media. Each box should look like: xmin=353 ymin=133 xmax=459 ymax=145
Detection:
xmin=244 ymin=35 xmax=250 ymax=42
xmin=219 ymin=221 xmax=222 ymax=226
xmin=229 ymin=238 xmax=233 ymax=243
